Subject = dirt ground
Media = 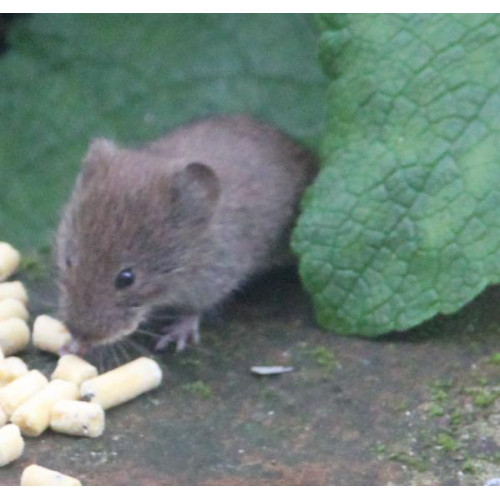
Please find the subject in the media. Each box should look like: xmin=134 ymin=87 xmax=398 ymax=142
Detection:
xmin=0 ymin=267 xmax=498 ymax=485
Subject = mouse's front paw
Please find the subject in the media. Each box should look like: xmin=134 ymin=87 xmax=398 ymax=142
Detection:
xmin=154 ymin=314 xmax=200 ymax=352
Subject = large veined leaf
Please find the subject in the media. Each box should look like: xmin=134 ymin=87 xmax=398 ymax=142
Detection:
xmin=292 ymin=14 xmax=500 ymax=335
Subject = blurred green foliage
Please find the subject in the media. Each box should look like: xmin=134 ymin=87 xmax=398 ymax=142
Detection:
xmin=0 ymin=14 xmax=326 ymax=250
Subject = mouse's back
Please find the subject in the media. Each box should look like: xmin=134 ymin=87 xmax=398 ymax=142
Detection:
xmin=148 ymin=115 xmax=318 ymax=272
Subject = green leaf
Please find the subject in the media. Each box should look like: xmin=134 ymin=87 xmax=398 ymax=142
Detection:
xmin=292 ymin=14 xmax=500 ymax=336
xmin=0 ymin=14 xmax=326 ymax=250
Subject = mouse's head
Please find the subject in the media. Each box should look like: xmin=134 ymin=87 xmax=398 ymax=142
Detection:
xmin=56 ymin=138 xmax=220 ymax=353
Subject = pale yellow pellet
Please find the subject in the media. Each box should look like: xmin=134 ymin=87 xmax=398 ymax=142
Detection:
xmin=0 ymin=424 xmax=24 ymax=467
xmin=0 ymin=318 xmax=30 ymax=356
xmin=0 ymin=243 xmax=21 ymax=282
xmin=32 ymin=315 xmax=72 ymax=354
xmin=11 ymin=379 xmax=79 ymax=437
xmin=51 ymin=354 xmax=98 ymax=387
xmin=0 ymin=281 xmax=28 ymax=304
xmin=0 ymin=406 xmax=6 ymax=427
xmin=0 ymin=356 xmax=28 ymax=387
xmin=0 ymin=370 xmax=48 ymax=417
xmin=80 ymin=357 xmax=162 ymax=410
xmin=0 ymin=298 xmax=29 ymax=322
xmin=21 ymin=464 xmax=82 ymax=486
xmin=50 ymin=400 xmax=105 ymax=438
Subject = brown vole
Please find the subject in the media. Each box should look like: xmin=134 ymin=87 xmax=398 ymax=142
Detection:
xmin=56 ymin=115 xmax=318 ymax=353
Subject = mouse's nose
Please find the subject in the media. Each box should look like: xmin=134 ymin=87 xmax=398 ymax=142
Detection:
xmin=59 ymin=338 xmax=87 ymax=356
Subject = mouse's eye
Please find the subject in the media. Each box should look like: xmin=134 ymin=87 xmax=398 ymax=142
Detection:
xmin=115 ymin=268 xmax=135 ymax=289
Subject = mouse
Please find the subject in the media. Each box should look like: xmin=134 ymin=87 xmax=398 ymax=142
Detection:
xmin=56 ymin=115 xmax=318 ymax=354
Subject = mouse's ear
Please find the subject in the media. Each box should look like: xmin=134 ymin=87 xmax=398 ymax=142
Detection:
xmin=171 ymin=162 xmax=220 ymax=226
xmin=84 ymin=138 xmax=118 ymax=166
xmin=79 ymin=138 xmax=118 ymax=185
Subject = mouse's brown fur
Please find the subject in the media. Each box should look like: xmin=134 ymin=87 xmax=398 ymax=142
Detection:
xmin=57 ymin=115 xmax=318 ymax=352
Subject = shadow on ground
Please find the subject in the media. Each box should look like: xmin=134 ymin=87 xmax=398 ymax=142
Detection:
xmin=0 ymin=268 xmax=499 ymax=485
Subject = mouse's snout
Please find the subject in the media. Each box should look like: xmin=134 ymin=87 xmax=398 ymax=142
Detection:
xmin=61 ymin=320 xmax=108 ymax=353
xmin=57 ymin=262 xmax=147 ymax=351
xmin=62 ymin=312 xmax=142 ymax=353
xmin=59 ymin=338 xmax=87 ymax=357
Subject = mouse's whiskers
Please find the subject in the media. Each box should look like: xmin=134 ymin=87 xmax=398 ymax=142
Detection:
xmin=104 ymin=343 xmax=121 ymax=370
xmin=122 ymin=337 xmax=153 ymax=358
xmin=134 ymin=328 xmax=162 ymax=339
xmin=116 ymin=339 xmax=137 ymax=365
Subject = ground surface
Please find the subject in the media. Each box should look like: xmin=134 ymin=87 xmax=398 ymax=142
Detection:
xmin=0 ymin=268 xmax=499 ymax=486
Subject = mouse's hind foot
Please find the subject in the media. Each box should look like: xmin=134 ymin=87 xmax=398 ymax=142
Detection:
xmin=154 ymin=314 xmax=200 ymax=352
